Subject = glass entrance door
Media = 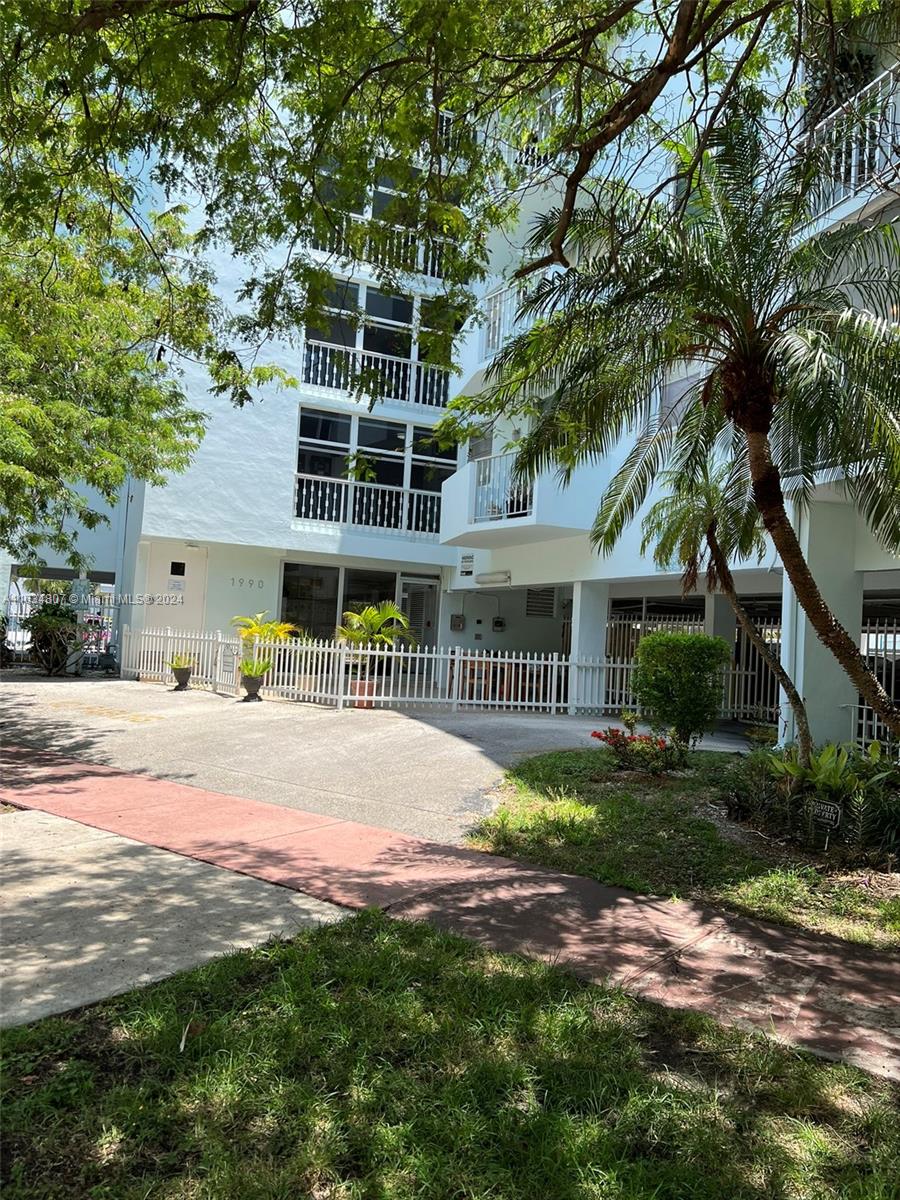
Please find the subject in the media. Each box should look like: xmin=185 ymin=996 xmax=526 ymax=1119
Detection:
xmin=400 ymin=579 xmax=439 ymax=649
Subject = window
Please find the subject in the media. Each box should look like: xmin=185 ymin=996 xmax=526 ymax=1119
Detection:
xmin=357 ymin=418 xmax=406 ymax=455
xmin=169 ymin=561 xmax=186 ymax=577
xmin=299 ymin=409 xmax=351 ymax=445
xmin=365 ymin=289 xmax=413 ymax=325
xmin=412 ymin=426 xmax=456 ymax=461
xmin=343 ymin=569 xmax=397 ymax=614
xmin=295 ymin=406 xmax=449 ymax=532
xmin=468 ymin=432 xmax=493 ymax=461
xmin=297 ymin=407 xmax=352 ymax=480
xmin=410 ymin=462 xmax=454 ymax=493
xmin=281 ymin=563 xmax=340 ymax=640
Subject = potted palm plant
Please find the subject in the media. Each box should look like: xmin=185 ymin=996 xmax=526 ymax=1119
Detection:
xmin=238 ymin=656 xmax=272 ymax=702
xmin=232 ymin=611 xmax=302 ymax=690
xmin=336 ymin=600 xmax=417 ymax=708
xmin=167 ymin=651 xmax=194 ymax=691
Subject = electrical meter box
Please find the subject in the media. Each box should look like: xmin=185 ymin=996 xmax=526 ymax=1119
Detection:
xmin=450 ymin=613 xmax=466 ymax=633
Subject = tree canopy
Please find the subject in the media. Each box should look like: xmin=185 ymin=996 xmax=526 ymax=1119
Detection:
xmin=1 ymin=0 xmax=895 ymax=566
xmin=3 ymin=0 xmax=894 ymax=344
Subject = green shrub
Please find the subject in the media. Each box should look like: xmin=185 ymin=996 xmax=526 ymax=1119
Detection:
xmin=21 ymin=600 xmax=79 ymax=675
xmin=720 ymin=750 xmax=785 ymax=826
xmin=768 ymin=742 xmax=900 ymax=860
xmin=632 ymin=631 xmax=731 ymax=744
xmin=722 ymin=742 xmax=900 ymax=861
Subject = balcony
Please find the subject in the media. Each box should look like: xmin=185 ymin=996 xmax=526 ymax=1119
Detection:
xmin=294 ymin=474 xmax=442 ymax=541
xmin=312 ymin=214 xmax=446 ymax=279
xmin=303 ymin=340 xmax=451 ymax=408
xmin=806 ymin=65 xmax=899 ymax=217
xmin=440 ymin=451 xmax=593 ymax=547
xmin=473 ymin=452 xmax=533 ymax=521
xmin=479 ymin=270 xmax=561 ymax=363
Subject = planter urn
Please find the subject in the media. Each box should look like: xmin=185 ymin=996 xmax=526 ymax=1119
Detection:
xmin=349 ymin=677 xmax=376 ymax=709
xmin=241 ymin=674 xmax=264 ymax=702
xmin=172 ymin=666 xmax=192 ymax=691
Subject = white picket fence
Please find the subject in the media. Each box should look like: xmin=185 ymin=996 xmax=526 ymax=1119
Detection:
xmin=121 ymin=627 xmax=592 ymax=713
xmin=121 ymin=616 xmax=897 ymax=742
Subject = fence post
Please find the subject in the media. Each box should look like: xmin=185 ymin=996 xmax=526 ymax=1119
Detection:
xmin=568 ymin=653 xmax=578 ymax=715
xmin=336 ymin=643 xmax=348 ymax=711
xmin=213 ymin=630 xmax=223 ymax=694
xmin=121 ymin=628 xmax=131 ymax=678
xmin=451 ymin=646 xmax=462 ymax=712
xmin=164 ymin=626 xmax=173 ymax=685
xmin=549 ymin=652 xmax=559 ymax=715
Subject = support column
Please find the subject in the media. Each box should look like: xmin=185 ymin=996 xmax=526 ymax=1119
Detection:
xmin=704 ymin=592 xmax=737 ymax=647
xmin=779 ymin=499 xmax=862 ymax=746
xmin=568 ymin=580 xmax=610 ymax=713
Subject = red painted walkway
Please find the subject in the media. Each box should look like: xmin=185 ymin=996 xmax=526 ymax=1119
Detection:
xmin=3 ymin=746 xmax=899 ymax=1079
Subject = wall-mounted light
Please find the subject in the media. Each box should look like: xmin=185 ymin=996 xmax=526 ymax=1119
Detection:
xmin=475 ymin=570 xmax=512 ymax=586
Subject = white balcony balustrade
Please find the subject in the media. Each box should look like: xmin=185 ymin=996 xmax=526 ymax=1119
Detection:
xmin=295 ymin=474 xmax=442 ymax=540
xmin=312 ymin=214 xmax=446 ymax=279
xmin=807 ymin=65 xmax=899 ymax=216
xmin=473 ymin=452 xmax=534 ymax=522
xmin=303 ymin=340 xmax=451 ymax=408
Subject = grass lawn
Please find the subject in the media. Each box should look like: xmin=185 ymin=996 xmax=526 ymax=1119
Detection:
xmin=3 ymin=912 xmax=898 ymax=1200
xmin=471 ymin=751 xmax=900 ymax=949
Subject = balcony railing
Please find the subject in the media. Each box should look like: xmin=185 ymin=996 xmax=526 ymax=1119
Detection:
xmin=312 ymin=214 xmax=446 ymax=279
xmin=303 ymin=340 xmax=451 ymax=408
xmin=807 ymin=65 xmax=899 ymax=216
xmin=295 ymin=474 xmax=442 ymax=540
xmin=473 ymin=452 xmax=533 ymax=522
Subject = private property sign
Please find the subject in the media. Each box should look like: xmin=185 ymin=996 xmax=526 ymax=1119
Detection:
xmin=812 ymin=799 xmax=842 ymax=829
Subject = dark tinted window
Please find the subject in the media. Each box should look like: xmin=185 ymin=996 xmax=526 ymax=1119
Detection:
xmin=169 ymin=561 xmax=186 ymax=576
xmin=296 ymin=448 xmax=346 ymax=478
xmin=306 ymin=315 xmax=355 ymax=347
xmin=343 ymin=569 xmax=397 ymax=613
xmin=365 ymin=289 xmax=413 ymax=325
xmin=363 ymin=324 xmax=412 ymax=358
xmin=325 ymin=280 xmax=359 ymax=311
xmin=299 ymin=409 xmax=351 ymax=445
xmin=412 ymin=426 xmax=457 ymax=461
xmin=410 ymin=462 xmax=455 ymax=493
xmin=357 ymin=418 xmax=405 ymax=454
xmin=281 ymin=563 xmax=340 ymax=640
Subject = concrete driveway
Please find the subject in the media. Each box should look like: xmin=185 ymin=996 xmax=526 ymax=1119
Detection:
xmin=1 ymin=673 xmax=747 ymax=842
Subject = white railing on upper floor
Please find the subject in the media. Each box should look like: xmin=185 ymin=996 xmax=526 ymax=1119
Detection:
xmin=294 ymin=474 xmax=442 ymax=540
xmin=303 ymin=340 xmax=451 ymax=408
xmin=482 ymin=282 xmax=529 ymax=360
xmin=312 ymin=213 xmax=447 ymax=279
xmin=473 ymin=451 xmax=534 ymax=522
xmin=806 ymin=64 xmax=900 ymax=216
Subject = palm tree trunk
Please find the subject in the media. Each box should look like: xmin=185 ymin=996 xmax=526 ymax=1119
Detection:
xmin=743 ymin=429 xmax=900 ymax=738
xmin=705 ymin=527 xmax=814 ymax=766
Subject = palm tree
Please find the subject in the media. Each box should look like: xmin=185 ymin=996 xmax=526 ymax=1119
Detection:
xmin=336 ymin=600 xmax=417 ymax=651
xmin=231 ymin=611 xmax=301 ymax=642
xmin=476 ymin=99 xmax=900 ymax=735
xmin=641 ymin=461 xmax=813 ymax=765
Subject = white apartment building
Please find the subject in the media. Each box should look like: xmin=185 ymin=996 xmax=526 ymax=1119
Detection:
xmin=5 ymin=53 xmax=898 ymax=745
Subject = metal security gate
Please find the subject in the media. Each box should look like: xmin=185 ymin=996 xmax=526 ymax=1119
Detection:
xmin=3 ymin=592 xmax=119 ymax=667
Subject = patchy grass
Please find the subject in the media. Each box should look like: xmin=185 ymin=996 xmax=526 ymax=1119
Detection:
xmin=472 ymin=750 xmax=899 ymax=949
xmin=3 ymin=912 xmax=898 ymax=1200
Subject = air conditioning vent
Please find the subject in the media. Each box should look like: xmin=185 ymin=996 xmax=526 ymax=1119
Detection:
xmin=526 ymin=587 xmax=556 ymax=617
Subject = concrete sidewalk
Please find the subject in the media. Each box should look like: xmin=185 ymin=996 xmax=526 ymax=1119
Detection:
xmin=3 ymin=746 xmax=899 ymax=1079
xmin=1 ymin=807 xmax=340 ymax=1025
